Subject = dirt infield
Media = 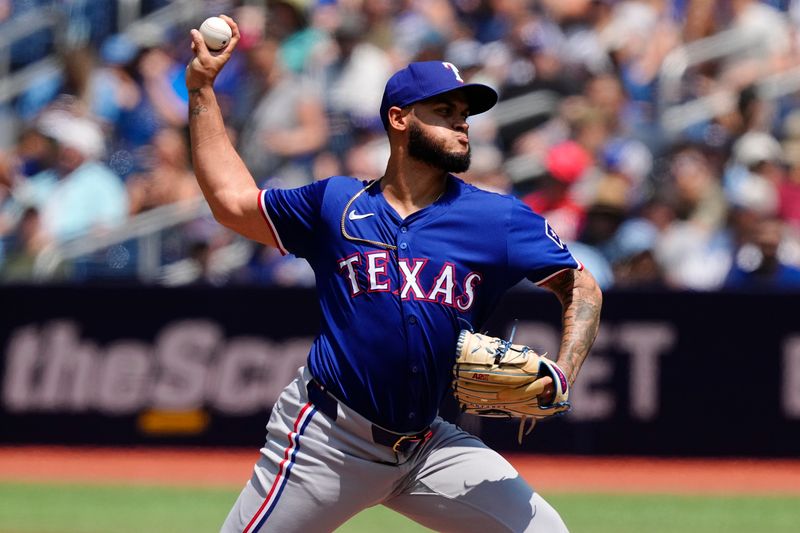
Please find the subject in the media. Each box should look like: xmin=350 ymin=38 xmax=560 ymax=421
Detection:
xmin=1 ymin=447 xmax=799 ymax=495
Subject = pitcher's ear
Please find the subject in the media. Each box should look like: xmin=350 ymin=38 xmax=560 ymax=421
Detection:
xmin=387 ymin=106 xmax=410 ymax=132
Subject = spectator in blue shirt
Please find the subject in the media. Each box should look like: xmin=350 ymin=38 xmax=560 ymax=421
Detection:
xmin=11 ymin=108 xmax=128 ymax=243
xmin=724 ymin=215 xmax=800 ymax=288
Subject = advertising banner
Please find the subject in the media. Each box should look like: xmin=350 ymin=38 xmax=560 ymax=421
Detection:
xmin=2 ymin=286 xmax=798 ymax=456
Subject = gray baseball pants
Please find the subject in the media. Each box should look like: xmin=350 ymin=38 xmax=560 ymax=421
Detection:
xmin=220 ymin=366 xmax=568 ymax=532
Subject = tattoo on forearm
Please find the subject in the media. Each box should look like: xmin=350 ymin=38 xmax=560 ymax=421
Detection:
xmin=190 ymin=104 xmax=208 ymax=117
xmin=188 ymin=88 xmax=201 ymax=96
xmin=544 ymin=270 xmax=602 ymax=384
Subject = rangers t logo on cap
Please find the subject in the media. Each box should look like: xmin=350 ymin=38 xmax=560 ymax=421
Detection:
xmin=442 ymin=62 xmax=464 ymax=82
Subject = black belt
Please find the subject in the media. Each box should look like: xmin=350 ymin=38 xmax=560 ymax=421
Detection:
xmin=306 ymin=379 xmax=432 ymax=454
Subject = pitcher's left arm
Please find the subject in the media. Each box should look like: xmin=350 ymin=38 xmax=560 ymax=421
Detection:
xmin=541 ymin=267 xmax=603 ymax=387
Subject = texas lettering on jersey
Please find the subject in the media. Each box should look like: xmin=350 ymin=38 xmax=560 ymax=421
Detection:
xmin=337 ymin=251 xmax=482 ymax=311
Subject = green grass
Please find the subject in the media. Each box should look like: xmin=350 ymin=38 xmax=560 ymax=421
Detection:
xmin=548 ymin=493 xmax=800 ymax=533
xmin=1 ymin=482 xmax=799 ymax=533
xmin=0 ymin=483 xmax=236 ymax=533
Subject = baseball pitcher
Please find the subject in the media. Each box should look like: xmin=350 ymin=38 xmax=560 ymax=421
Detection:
xmin=186 ymin=15 xmax=602 ymax=533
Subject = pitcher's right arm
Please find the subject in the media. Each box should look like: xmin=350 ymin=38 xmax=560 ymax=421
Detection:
xmin=185 ymin=15 xmax=276 ymax=247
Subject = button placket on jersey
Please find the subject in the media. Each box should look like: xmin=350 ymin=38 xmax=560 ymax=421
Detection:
xmin=397 ymin=224 xmax=421 ymax=414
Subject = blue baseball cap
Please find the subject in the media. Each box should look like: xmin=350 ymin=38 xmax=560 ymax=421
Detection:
xmin=379 ymin=61 xmax=498 ymax=130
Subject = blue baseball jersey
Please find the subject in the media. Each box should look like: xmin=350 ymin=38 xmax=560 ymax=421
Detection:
xmin=259 ymin=174 xmax=582 ymax=433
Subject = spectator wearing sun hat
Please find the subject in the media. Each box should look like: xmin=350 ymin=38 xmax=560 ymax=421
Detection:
xmin=9 ymin=108 xmax=127 ymax=243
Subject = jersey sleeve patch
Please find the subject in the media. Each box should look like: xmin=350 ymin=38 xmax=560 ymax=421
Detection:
xmin=544 ymin=219 xmax=566 ymax=249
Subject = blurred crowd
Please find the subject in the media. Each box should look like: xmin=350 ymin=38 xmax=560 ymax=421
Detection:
xmin=2 ymin=0 xmax=800 ymax=290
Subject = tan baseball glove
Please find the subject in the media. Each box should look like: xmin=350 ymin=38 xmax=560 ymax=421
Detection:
xmin=452 ymin=329 xmax=571 ymax=442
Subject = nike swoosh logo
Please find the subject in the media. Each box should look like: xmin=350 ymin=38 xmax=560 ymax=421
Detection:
xmin=348 ymin=210 xmax=374 ymax=221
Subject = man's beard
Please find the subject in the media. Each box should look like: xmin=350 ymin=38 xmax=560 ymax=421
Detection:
xmin=408 ymin=122 xmax=471 ymax=173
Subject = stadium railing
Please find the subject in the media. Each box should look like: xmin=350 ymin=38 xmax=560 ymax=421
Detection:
xmin=658 ymin=16 xmax=800 ymax=135
xmin=31 ymin=197 xmax=252 ymax=284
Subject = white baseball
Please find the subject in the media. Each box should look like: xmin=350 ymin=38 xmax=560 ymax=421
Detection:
xmin=199 ymin=16 xmax=232 ymax=51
